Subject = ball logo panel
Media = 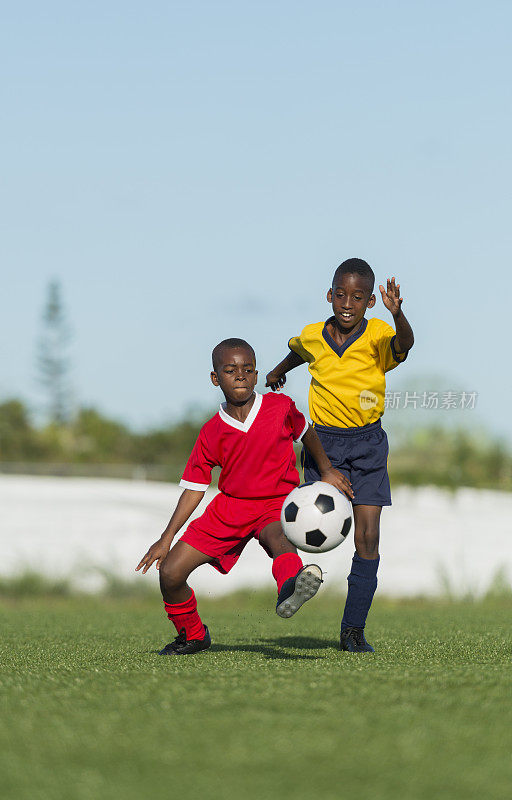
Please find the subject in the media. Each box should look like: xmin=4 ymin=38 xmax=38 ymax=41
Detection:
xmin=281 ymin=481 xmax=352 ymax=553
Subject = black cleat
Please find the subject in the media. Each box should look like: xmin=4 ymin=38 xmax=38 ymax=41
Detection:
xmin=340 ymin=626 xmax=375 ymax=652
xmin=159 ymin=625 xmax=212 ymax=656
xmin=276 ymin=564 xmax=323 ymax=618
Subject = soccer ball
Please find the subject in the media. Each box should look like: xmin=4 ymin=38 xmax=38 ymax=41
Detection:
xmin=281 ymin=481 xmax=352 ymax=553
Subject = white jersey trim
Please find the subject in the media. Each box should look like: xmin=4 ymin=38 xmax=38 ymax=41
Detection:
xmin=294 ymin=420 xmax=309 ymax=442
xmin=219 ymin=391 xmax=263 ymax=433
xmin=179 ymin=479 xmax=209 ymax=491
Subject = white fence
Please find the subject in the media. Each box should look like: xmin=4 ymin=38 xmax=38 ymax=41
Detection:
xmin=1 ymin=475 xmax=511 ymax=597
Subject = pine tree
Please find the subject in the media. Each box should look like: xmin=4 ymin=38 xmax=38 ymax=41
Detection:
xmin=36 ymin=280 xmax=72 ymax=425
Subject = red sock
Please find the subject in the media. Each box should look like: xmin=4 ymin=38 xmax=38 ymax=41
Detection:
xmin=163 ymin=590 xmax=205 ymax=641
xmin=272 ymin=552 xmax=303 ymax=593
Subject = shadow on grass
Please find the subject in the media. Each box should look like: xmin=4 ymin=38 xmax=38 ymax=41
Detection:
xmin=264 ymin=635 xmax=336 ymax=650
xmin=151 ymin=636 xmax=336 ymax=660
xmin=212 ymin=643 xmax=319 ymax=660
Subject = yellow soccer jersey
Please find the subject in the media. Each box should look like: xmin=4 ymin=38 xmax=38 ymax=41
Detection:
xmin=288 ymin=317 xmax=407 ymax=428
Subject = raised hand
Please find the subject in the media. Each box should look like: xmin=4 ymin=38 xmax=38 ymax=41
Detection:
xmin=379 ymin=277 xmax=403 ymax=317
xmin=265 ymin=369 xmax=287 ymax=392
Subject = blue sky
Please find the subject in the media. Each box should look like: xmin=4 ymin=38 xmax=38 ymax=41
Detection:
xmin=2 ymin=1 xmax=511 ymax=439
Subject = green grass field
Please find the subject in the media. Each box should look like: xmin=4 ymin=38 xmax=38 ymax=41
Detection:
xmin=1 ymin=592 xmax=511 ymax=800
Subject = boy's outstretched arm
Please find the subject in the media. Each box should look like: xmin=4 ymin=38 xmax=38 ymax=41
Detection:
xmin=302 ymin=425 xmax=354 ymax=500
xmin=379 ymin=276 xmax=414 ymax=353
xmin=266 ymin=350 xmax=305 ymax=391
xmin=135 ymin=488 xmax=205 ymax=574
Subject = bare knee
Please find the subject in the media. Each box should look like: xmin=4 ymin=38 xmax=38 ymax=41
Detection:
xmin=354 ymin=526 xmax=380 ymax=559
xmin=260 ymin=521 xmax=295 ymax=557
xmin=159 ymin=554 xmax=188 ymax=594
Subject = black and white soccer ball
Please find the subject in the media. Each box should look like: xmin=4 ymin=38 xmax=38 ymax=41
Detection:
xmin=281 ymin=481 xmax=352 ymax=553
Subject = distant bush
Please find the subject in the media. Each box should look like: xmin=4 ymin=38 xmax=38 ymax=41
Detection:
xmin=0 ymin=569 xmax=159 ymax=599
xmin=0 ymin=397 xmax=213 ymax=482
xmin=0 ymin=400 xmax=48 ymax=460
xmin=0 ymin=571 xmax=73 ymax=598
xmin=72 ymin=407 xmax=135 ymax=462
xmin=1 ymin=397 xmax=511 ymax=490
xmin=389 ymin=426 xmax=512 ymax=491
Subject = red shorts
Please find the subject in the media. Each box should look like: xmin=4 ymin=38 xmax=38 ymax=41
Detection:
xmin=179 ymin=492 xmax=286 ymax=574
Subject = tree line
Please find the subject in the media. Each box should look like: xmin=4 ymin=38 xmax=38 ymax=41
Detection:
xmin=3 ymin=280 xmax=511 ymax=490
xmin=0 ymin=398 xmax=207 ymax=482
xmin=0 ymin=397 xmax=511 ymax=490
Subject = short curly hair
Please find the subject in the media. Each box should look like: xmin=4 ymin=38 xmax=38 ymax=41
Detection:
xmin=332 ymin=258 xmax=375 ymax=293
xmin=211 ymin=338 xmax=256 ymax=372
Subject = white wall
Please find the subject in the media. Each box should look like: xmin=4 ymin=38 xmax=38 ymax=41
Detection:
xmin=1 ymin=476 xmax=511 ymax=597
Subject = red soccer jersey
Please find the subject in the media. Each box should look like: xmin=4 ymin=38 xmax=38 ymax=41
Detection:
xmin=180 ymin=392 xmax=308 ymax=499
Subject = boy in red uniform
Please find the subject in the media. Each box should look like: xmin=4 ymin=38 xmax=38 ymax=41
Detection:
xmin=136 ymin=338 xmax=351 ymax=655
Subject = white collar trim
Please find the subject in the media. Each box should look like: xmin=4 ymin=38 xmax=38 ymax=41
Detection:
xmin=219 ymin=392 xmax=262 ymax=433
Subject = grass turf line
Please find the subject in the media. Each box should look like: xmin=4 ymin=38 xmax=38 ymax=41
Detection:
xmin=1 ymin=593 xmax=511 ymax=800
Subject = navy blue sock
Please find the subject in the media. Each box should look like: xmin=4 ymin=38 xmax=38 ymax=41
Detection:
xmin=341 ymin=553 xmax=380 ymax=631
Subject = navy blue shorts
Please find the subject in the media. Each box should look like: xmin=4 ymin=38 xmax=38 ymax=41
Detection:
xmin=302 ymin=419 xmax=391 ymax=507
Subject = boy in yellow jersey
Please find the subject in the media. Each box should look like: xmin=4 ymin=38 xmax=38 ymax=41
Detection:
xmin=266 ymin=258 xmax=414 ymax=652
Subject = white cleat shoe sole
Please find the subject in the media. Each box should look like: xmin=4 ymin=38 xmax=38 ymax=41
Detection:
xmin=276 ymin=565 xmax=323 ymax=618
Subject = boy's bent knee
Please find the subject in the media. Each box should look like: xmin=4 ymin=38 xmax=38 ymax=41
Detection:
xmin=260 ymin=521 xmax=295 ymax=556
xmin=159 ymin=557 xmax=187 ymax=592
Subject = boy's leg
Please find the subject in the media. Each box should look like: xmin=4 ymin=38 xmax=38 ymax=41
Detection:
xmin=159 ymin=541 xmax=212 ymax=651
xmin=340 ymin=504 xmax=381 ymax=652
xmin=259 ymin=521 xmax=322 ymax=618
xmin=302 ymin=422 xmax=388 ymax=650
xmin=260 ymin=521 xmax=303 ymax=591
